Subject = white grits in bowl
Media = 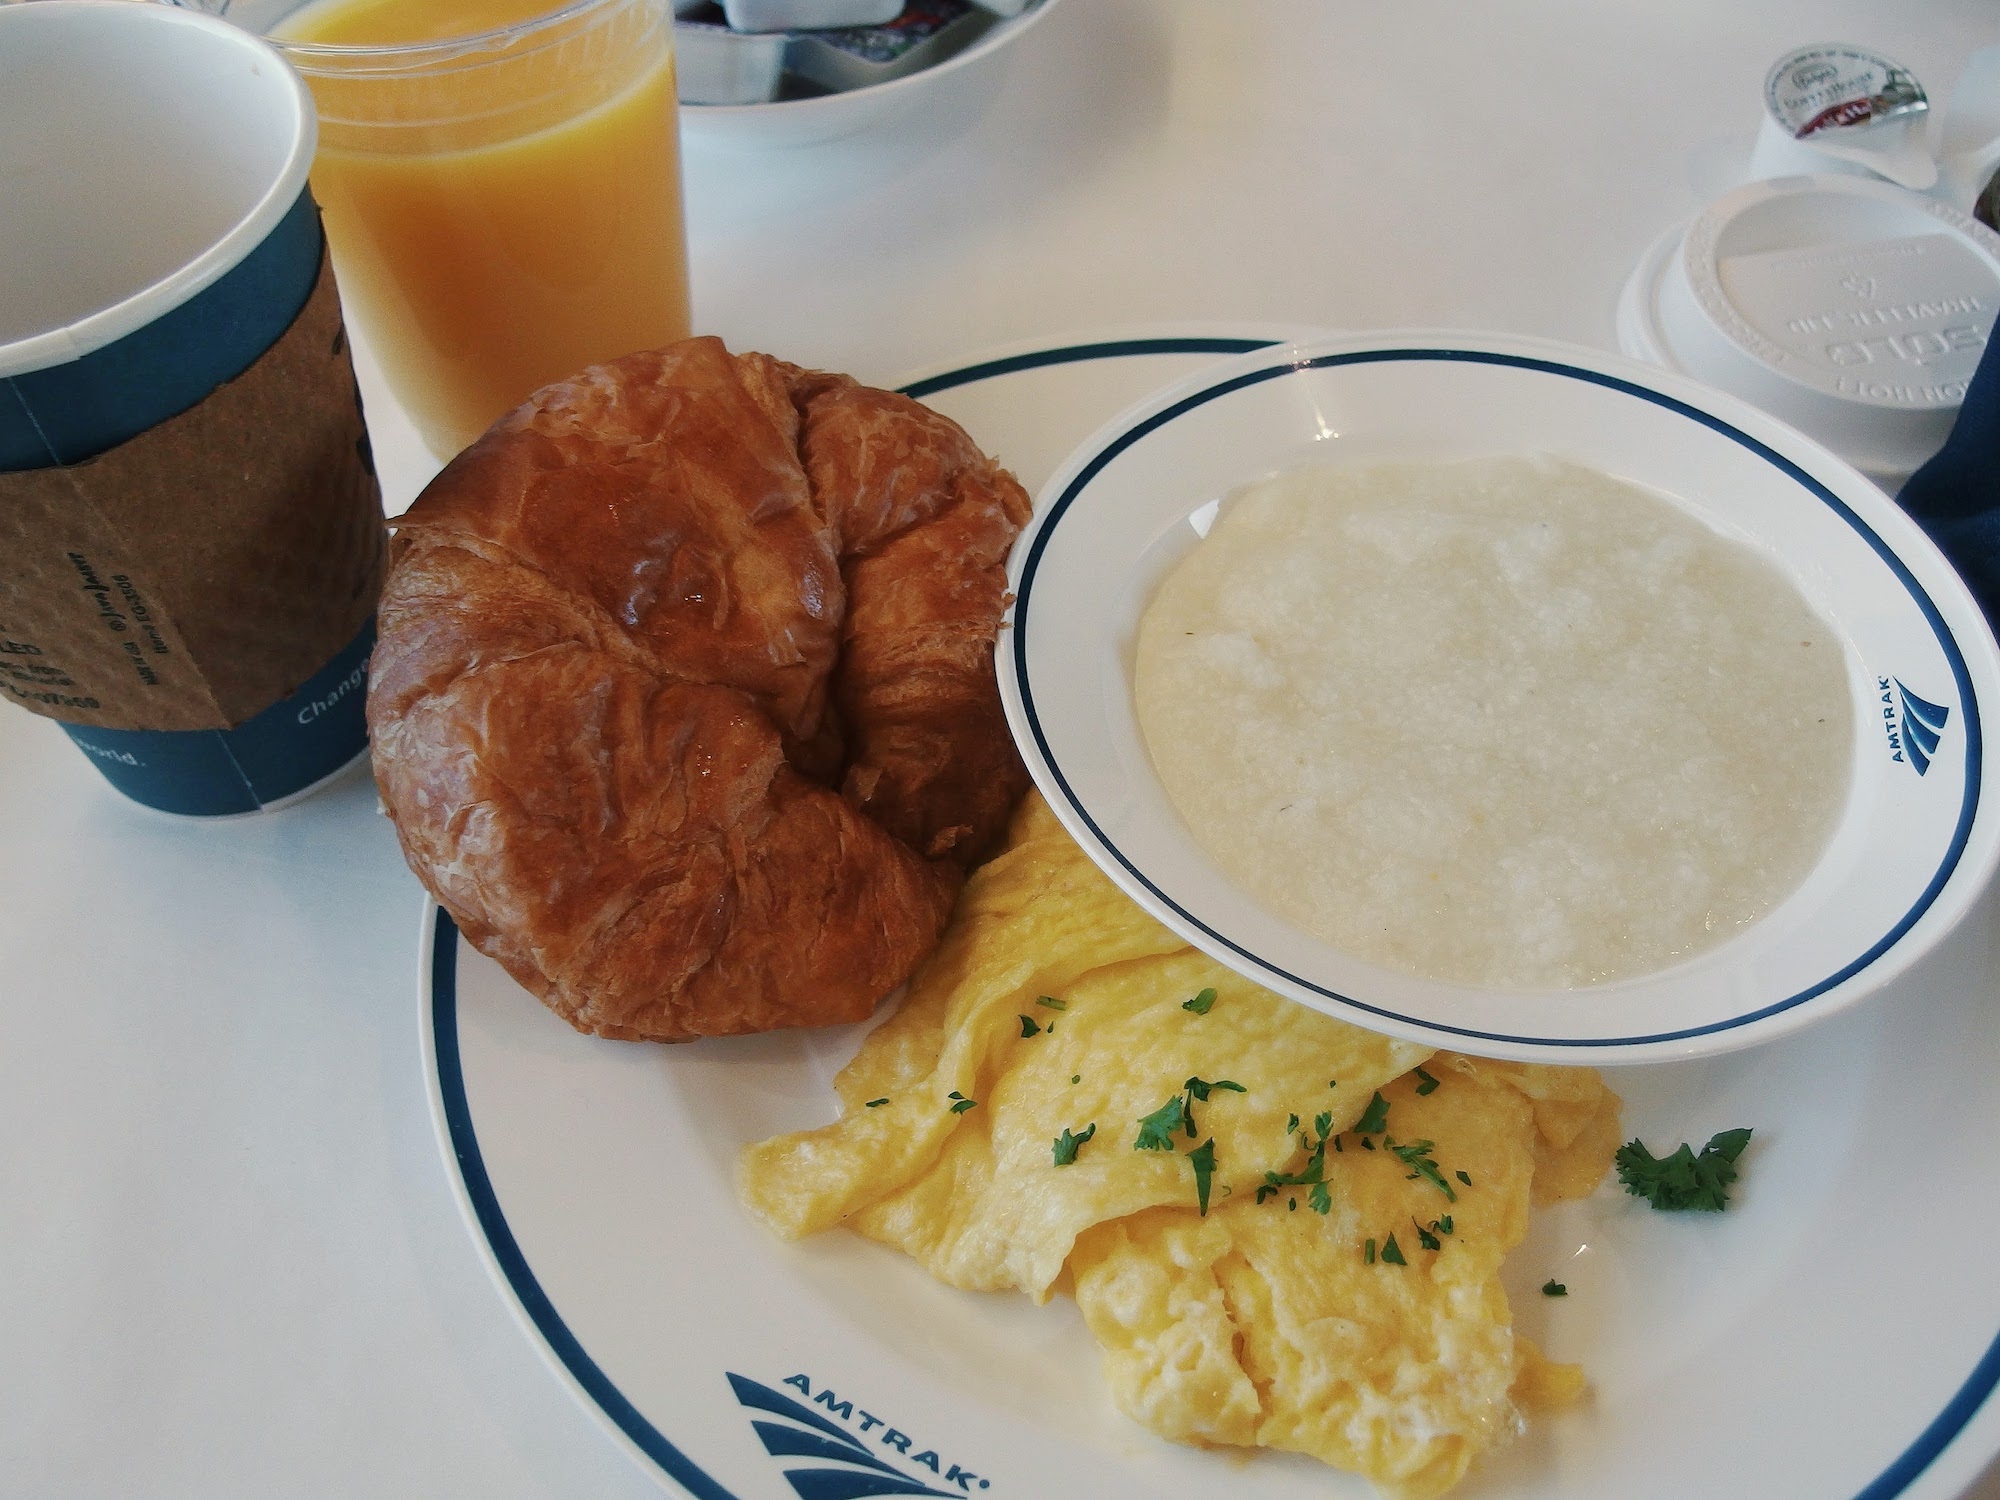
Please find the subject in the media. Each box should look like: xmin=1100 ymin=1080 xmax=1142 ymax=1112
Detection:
xmin=997 ymin=331 xmax=2000 ymax=1063
xmin=1133 ymin=454 xmax=1854 ymax=990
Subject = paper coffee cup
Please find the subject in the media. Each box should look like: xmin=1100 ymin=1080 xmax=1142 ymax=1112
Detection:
xmin=0 ymin=1 xmax=385 ymax=817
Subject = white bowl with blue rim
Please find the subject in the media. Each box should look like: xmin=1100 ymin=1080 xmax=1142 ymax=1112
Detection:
xmin=998 ymin=329 xmax=2000 ymax=1064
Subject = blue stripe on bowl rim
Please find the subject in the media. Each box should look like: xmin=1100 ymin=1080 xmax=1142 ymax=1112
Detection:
xmin=423 ymin=337 xmax=2000 ymax=1500
xmin=1010 ymin=344 xmax=1985 ymax=1050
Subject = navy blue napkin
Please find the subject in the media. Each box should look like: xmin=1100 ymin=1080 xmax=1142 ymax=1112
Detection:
xmin=1898 ymin=331 xmax=2000 ymax=625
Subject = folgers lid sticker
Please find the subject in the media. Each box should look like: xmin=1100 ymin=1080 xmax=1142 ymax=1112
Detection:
xmin=1766 ymin=44 xmax=1928 ymax=140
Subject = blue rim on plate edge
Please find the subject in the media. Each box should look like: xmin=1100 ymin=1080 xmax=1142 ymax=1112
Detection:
xmin=424 ymin=337 xmax=2000 ymax=1500
xmin=1013 ymin=346 xmax=1984 ymax=1049
xmin=430 ymin=904 xmax=2000 ymax=1500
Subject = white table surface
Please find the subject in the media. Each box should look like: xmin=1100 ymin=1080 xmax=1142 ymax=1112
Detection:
xmin=6 ymin=3 xmax=2000 ymax=1496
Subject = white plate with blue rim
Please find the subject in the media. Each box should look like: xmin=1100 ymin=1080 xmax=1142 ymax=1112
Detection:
xmin=422 ymin=328 xmax=2000 ymax=1500
xmin=1000 ymin=329 xmax=2000 ymax=1067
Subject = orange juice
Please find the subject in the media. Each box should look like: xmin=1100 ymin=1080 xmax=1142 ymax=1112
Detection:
xmin=278 ymin=0 xmax=690 ymax=458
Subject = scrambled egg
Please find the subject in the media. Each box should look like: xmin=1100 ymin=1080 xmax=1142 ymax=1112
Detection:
xmin=740 ymin=793 xmax=1621 ymax=1499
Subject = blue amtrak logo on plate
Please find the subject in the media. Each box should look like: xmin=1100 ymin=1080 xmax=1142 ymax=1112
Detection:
xmin=1882 ymin=676 xmax=1952 ymax=775
xmin=728 ymin=1372 xmax=991 ymax=1498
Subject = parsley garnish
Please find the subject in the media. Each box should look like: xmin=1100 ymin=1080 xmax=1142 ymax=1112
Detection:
xmin=1183 ymin=1076 xmax=1246 ymax=1100
xmin=1182 ymin=987 xmax=1217 ymax=1015
xmin=1018 ymin=1015 xmax=1042 ymax=1037
xmin=1413 ymin=1219 xmax=1441 ymax=1252
xmin=1379 ymin=1233 xmax=1407 ymax=1266
xmin=947 ymin=1091 xmax=978 ymax=1114
xmin=1364 ymin=1238 xmax=1377 ymax=1264
xmin=1036 ymin=995 xmax=1067 ymax=1010
xmin=1615 ymin=1127 xmax=1753 ymax=1211
xmin=1390 ymin=1138 xmax=1457 ymax=1201
xmin=1257 ymin=1110 xmax=1333 ymax=1206
xmin=1070 ymin=1074 xmax=1081 ymax=1085
xmin=1413 ymin=1066 xmax=1440 ymax=1096
xmin=864 ymin=1097 xmax=889 ymax=1108
xmin=1354 ymin=1091 xmax=1391 ymax=1134
xmin=1286 ymin=1112 xmax=1300 ymax=1134
xmin=1134 ymin=1094 xmax=1187 ymax=1150
xmin=1189 ymin=1137 xmax=1217 ymax=1215
xmin=1542 ymin=1280 xmax=1568 ymax=1297
xmin=1052 ymin=1123 xmax=1096 ymax=1166
xmin=1455 ymin=1170 xmax=1472 ymax=1187
xmin=1134 ymin=1078 xmax=1245 ymax=1153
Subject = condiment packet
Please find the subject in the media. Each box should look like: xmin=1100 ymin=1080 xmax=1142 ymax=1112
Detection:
xmin=674 ymin=6 xmax=789 ymax=103
xmin=786 ymin=0 xmax=995 ymax=91
xmin=720 ymin=0 xmax=899 ymax=33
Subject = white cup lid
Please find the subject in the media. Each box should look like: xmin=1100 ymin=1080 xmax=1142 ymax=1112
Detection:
xmin=1619 ymin=175 xmax=2000 ymax=481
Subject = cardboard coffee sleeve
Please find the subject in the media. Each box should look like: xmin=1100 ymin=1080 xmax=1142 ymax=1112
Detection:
xmin=0 ymin=254 xmax=384 ymax=737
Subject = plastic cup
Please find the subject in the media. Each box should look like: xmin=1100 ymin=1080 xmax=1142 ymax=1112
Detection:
xmin=0 ymin=0 xmax=384 ymax=817
xmin=230 ymin=0 xmax=693 ymax=460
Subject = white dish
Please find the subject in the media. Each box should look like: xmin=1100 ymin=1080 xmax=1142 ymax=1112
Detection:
xmin=1001 ymin=330 xmax=2000 ymax=1066
xmin=678 ymin=0 xmax=1059 ymax=148
xmin=423 ymin=331 xmax=2000 ymax=1500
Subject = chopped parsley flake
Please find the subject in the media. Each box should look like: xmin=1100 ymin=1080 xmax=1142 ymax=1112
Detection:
xmin=1070 ymin=1074 xmax=1081 ymax=1085
xmin=1258 ymin=1108 xmax=1336 ymax=1207
xmin=864 ymin=1097 xmax=889 ymax=1108
xmin=1413 ymin=1066 xmax=1441 ymax=1096
xmin=1615 ymin=1127 xmax=1754 ymax=1211
xmin=947 ymin=1091 xmax=978 ymax=1114
xmin=1455 ymin=1170 xmax=1473 ymax=1187
xmin=1379 ymin=1233 xmax=1408 ymax=1266
xmin=1542 ymin=1280 xmax=1568 ymax=1297
xmin=1182 ymin=987 xmax=1217 ymax=1015
xmin=1018 ymin=1015 xmax=1042 ymax=1038
xmin=1189 ymin=1137 xmax=1217 ymax=1215
xmin=1036 ymin=995 xmax=1067 ymax=1010
xmin=1052 ymin=1123 xmax=1096 ymax=1166
xmin=1413 ymin=1219 xmax=1441 ymax=1252
xmin=1184 ymin=1076 xmax=1246 ymax=1101
xmin=1355 ymin=1091 xmax=1391 ymax=1134
xmin=1286 ymin=1112 xmax=1300 ymax=1134
xmin=1364 ymin=1238 xmax=1377 ymax=1265
xmin=1134 ymin=1094 xmax=1188 ymax=1150
xmin=1391 ymin=1138 xmax=1458 ymax=1201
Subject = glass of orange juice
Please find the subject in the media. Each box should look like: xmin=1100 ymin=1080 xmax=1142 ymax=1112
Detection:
xmin=233 ymin=0 xmax=690 ymax=458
